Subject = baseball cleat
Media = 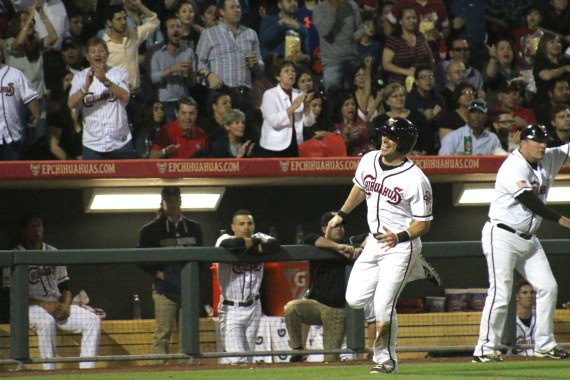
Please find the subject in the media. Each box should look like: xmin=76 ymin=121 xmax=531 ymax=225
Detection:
xmin=418 ymin=255 xmax=442 ymax=287
xmin=370 ymin=360 xmax=397 ymax=374
xmin=472 ymin=354 xmax=503 ymax=363
xmin=535 ymin=347 xmax=569 ymax=359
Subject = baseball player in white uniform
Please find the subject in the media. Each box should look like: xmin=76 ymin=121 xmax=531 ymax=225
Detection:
xmin=473 ymin=124 xmax=570 ymax=362
xmin=2 ymin=215 xmax=101 ymax=370
xmin=0 ymin=54 xmax=40 ymax=160
xmin=514 ymin=280 xmax=536 ymax=356
xmin=327 ymin=117 xmax=433 ymax=374
xmin=215 ymin=210 xmax=280 ymax=364
xmin=68 ymin=37 xmax=138 ymax=159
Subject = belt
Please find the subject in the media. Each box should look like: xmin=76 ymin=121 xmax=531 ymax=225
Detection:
xmin=226 ymin=86 xmax=250 ymax=94
xmin=222 ymin=295 xmax=259 ymax=307
xmin=494 ymin=222 xmax=533 ymax=240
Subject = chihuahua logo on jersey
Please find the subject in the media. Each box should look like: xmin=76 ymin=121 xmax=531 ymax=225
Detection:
xmin=363 ymin=175 xmax=403 ymax=205
xmin=82 ymin=90 xmax=118 ymax=107
xmin=423 ymin=190 xmax=432 ymax=205
xmin=0 ymin=83 xmax=15 ymax=96
xmin=29 ymin=266 xmax=56 ymax=284
xmin=529 ymin=180 xmax=549 ymax=196
xmin=232 ymin=263 xmax=262 ymax=273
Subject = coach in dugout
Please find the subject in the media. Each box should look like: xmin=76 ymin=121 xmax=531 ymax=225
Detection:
xmin=68 ymin=37 xmax=139 ymax=159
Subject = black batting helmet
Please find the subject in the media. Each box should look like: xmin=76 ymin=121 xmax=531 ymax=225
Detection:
xmin=378 ymin=117 xmax=418 ymax=154
xmin=521 ymin=124 xmax=552 ymax=142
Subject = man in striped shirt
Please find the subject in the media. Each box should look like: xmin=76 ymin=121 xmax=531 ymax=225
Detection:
xmin=196 ymin=0 xmax=263 ymax=137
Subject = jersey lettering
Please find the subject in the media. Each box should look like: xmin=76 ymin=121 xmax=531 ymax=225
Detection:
xmin=232 ymin=263 xmax=262 ymax=273
xmin=362 ymin=175 xmax=403 ymax=205
xmin=29 ymin=266 xmax=56 ymax=284
xmin=83 ymin=91 xmax=118 ymax=107
xmin=0 ymin=83 xmax=15 ymax=96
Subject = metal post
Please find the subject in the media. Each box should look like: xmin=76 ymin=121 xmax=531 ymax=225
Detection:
xmin=10 ymin=264 xmax=29 ymax=360
xmin=180 ymin=261 xmax=200 ymax=355
xmin=344 ymin=264 xmax=364 ymax=350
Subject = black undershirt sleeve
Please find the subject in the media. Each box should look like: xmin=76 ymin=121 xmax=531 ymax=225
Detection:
xmin=58 ymin=280 xmax=71 ymax=293
xmin=516 ymin=190 xmax=562 ymax=222
xmin=219 ymin=238 xmax=247 ymax=252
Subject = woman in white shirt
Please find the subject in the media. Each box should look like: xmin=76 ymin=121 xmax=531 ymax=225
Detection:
xmin=259 ymin=60 xmax=315 ymax=157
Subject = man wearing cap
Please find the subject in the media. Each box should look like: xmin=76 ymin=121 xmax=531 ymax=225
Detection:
xmin=60 ymin=37 xmax=87 ymax=75
xmin=138 ymin=186 xmax=203 ymax=359
xmin=439 ymin=99 xmax=503 ymax=155
xmin=492 ymin=81 xmax=536 ymax=129
xmin=473 ymin=124 xmax=570 ymax=362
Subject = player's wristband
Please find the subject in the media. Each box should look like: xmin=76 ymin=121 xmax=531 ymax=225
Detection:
xmin=336 ymin=210 xmax=348 ymax=219
xmin=395 ymin=231 xmax=410 ymax=244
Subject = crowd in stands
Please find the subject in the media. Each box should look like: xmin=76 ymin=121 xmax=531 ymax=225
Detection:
xmin=1 ymin=0 xmax=570 ymax=161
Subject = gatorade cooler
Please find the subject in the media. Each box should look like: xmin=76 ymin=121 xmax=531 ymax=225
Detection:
xmin=211 ymin=264 xmax=220 ymax=316
xmin=262 ymin=262 xmax=310 ymax=316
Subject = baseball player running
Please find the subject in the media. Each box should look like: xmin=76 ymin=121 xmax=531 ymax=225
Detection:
xmin=473 ymin=124 xmax=570 ymax=362
xmin=3 ymin=215 xmax=101 ymax=370
xmin=215 ymin=210 xmax=280 ymax=364
xmin=327 ymin=117 xmax=433 ymax=374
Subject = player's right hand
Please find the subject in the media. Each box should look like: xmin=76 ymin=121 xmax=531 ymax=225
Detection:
xmin=325 ymin=215 xmax=342 ymax=237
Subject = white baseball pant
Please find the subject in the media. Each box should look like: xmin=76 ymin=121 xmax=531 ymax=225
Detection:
xmin=345 ymin=237 xmax=420 ymax=365
xmin=218 ymin=301 xmax=262 ymax=364
xmin=474 ymin=222 xmax=558 ymax=356
xmin=29 ymin=304 xmax=101 ymax=370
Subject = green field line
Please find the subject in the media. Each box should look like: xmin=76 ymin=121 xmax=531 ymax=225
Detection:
xmin=2 ymin=360 xmax=570 ymax=380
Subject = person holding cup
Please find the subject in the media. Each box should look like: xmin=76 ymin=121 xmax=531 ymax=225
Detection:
xmin=150 ymin=13 xmax=196 ymax=123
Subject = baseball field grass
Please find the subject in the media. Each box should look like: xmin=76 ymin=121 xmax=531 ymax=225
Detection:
xmin=3 ymin=360 xmax=570 ymax=380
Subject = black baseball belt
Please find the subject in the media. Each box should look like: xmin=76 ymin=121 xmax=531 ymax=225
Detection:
xmin=493 ymin=221 xmax=533 ymax=240
xmin=222 ymin=295 xmax=259 ymax=307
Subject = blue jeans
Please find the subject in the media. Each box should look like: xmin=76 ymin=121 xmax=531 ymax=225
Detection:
xmin=82 ymin=142 xmax=140 ymax=160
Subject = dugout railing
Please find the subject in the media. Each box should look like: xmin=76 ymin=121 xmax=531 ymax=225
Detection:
xmin=2 ymin=241 xmax=570 ymax=368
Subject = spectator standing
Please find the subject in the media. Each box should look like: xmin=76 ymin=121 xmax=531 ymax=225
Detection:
xmin=358 ymin=11 xmax=382 ymax=74
xmin=2 ymin=214 xmax=101 ymax=370
xmin=514 ymin=280 xmax=537 ymax=356
xmin=150 ymin=96 xmax=208 ymax=158
xmin=4 ymin=2 xmax=57 ymax=157
xmin=259 ymin=60 xmax=315 ymax=157
xmin=382 ymin=6 xmax=432 ymax=86
xmin=176 ymin=1 xmax=202 ymax=50
xmin=150 ymin=13 xmax=196 ymax=123
xmin=215 ymin=209 xmax=280 ymax=364
xmin=0 ymin=49 xmax=39 ymax=161
xmin=68 ymin=37 xmax=138 ymax=159
xmin=295 ymin=0 xmax=319 ymax=71
xmin=259 ymin=0 xmax=308 ymax=64
xmin=313 ymin=0 xmax=363 ymax=92
xmin=439 ymin=99 xmax=503 ymax=156
xmin=387 ymin=0 xmax=449 ymax=61
xmin=138 ymin=186 xmax=203 ymax=359
xmin=196 ymin=0 xmax=263 ymax=138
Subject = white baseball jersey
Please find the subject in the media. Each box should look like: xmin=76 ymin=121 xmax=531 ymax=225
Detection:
xmin=515 ymin=313 xmax=536 ymax=356
xmin=353 ymin=151 xmax=434 ymax=238
xmin=0 ymin=64 xmax=39 ymax=144
xmin=70 ymin=66 xmax=132 ymax=152
xmin=489 ymin=145 xmax=570 ymax=233
xmin=215 ymin=232 xmax=271 ymax=302
xmin=3 ymin=243 xmax=68 ymax=302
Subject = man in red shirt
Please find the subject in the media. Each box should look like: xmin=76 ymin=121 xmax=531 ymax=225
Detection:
xmin=150 ymin=97 xmax=208 ymax=158
xmin=492 ymin=82 xmax=536 ymax=129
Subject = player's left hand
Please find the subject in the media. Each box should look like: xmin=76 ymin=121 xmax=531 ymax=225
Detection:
xmin=373 ymin=226 xmax=398 ymax=249
xmin=325 ymin=214 xmax=343 ymax=237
